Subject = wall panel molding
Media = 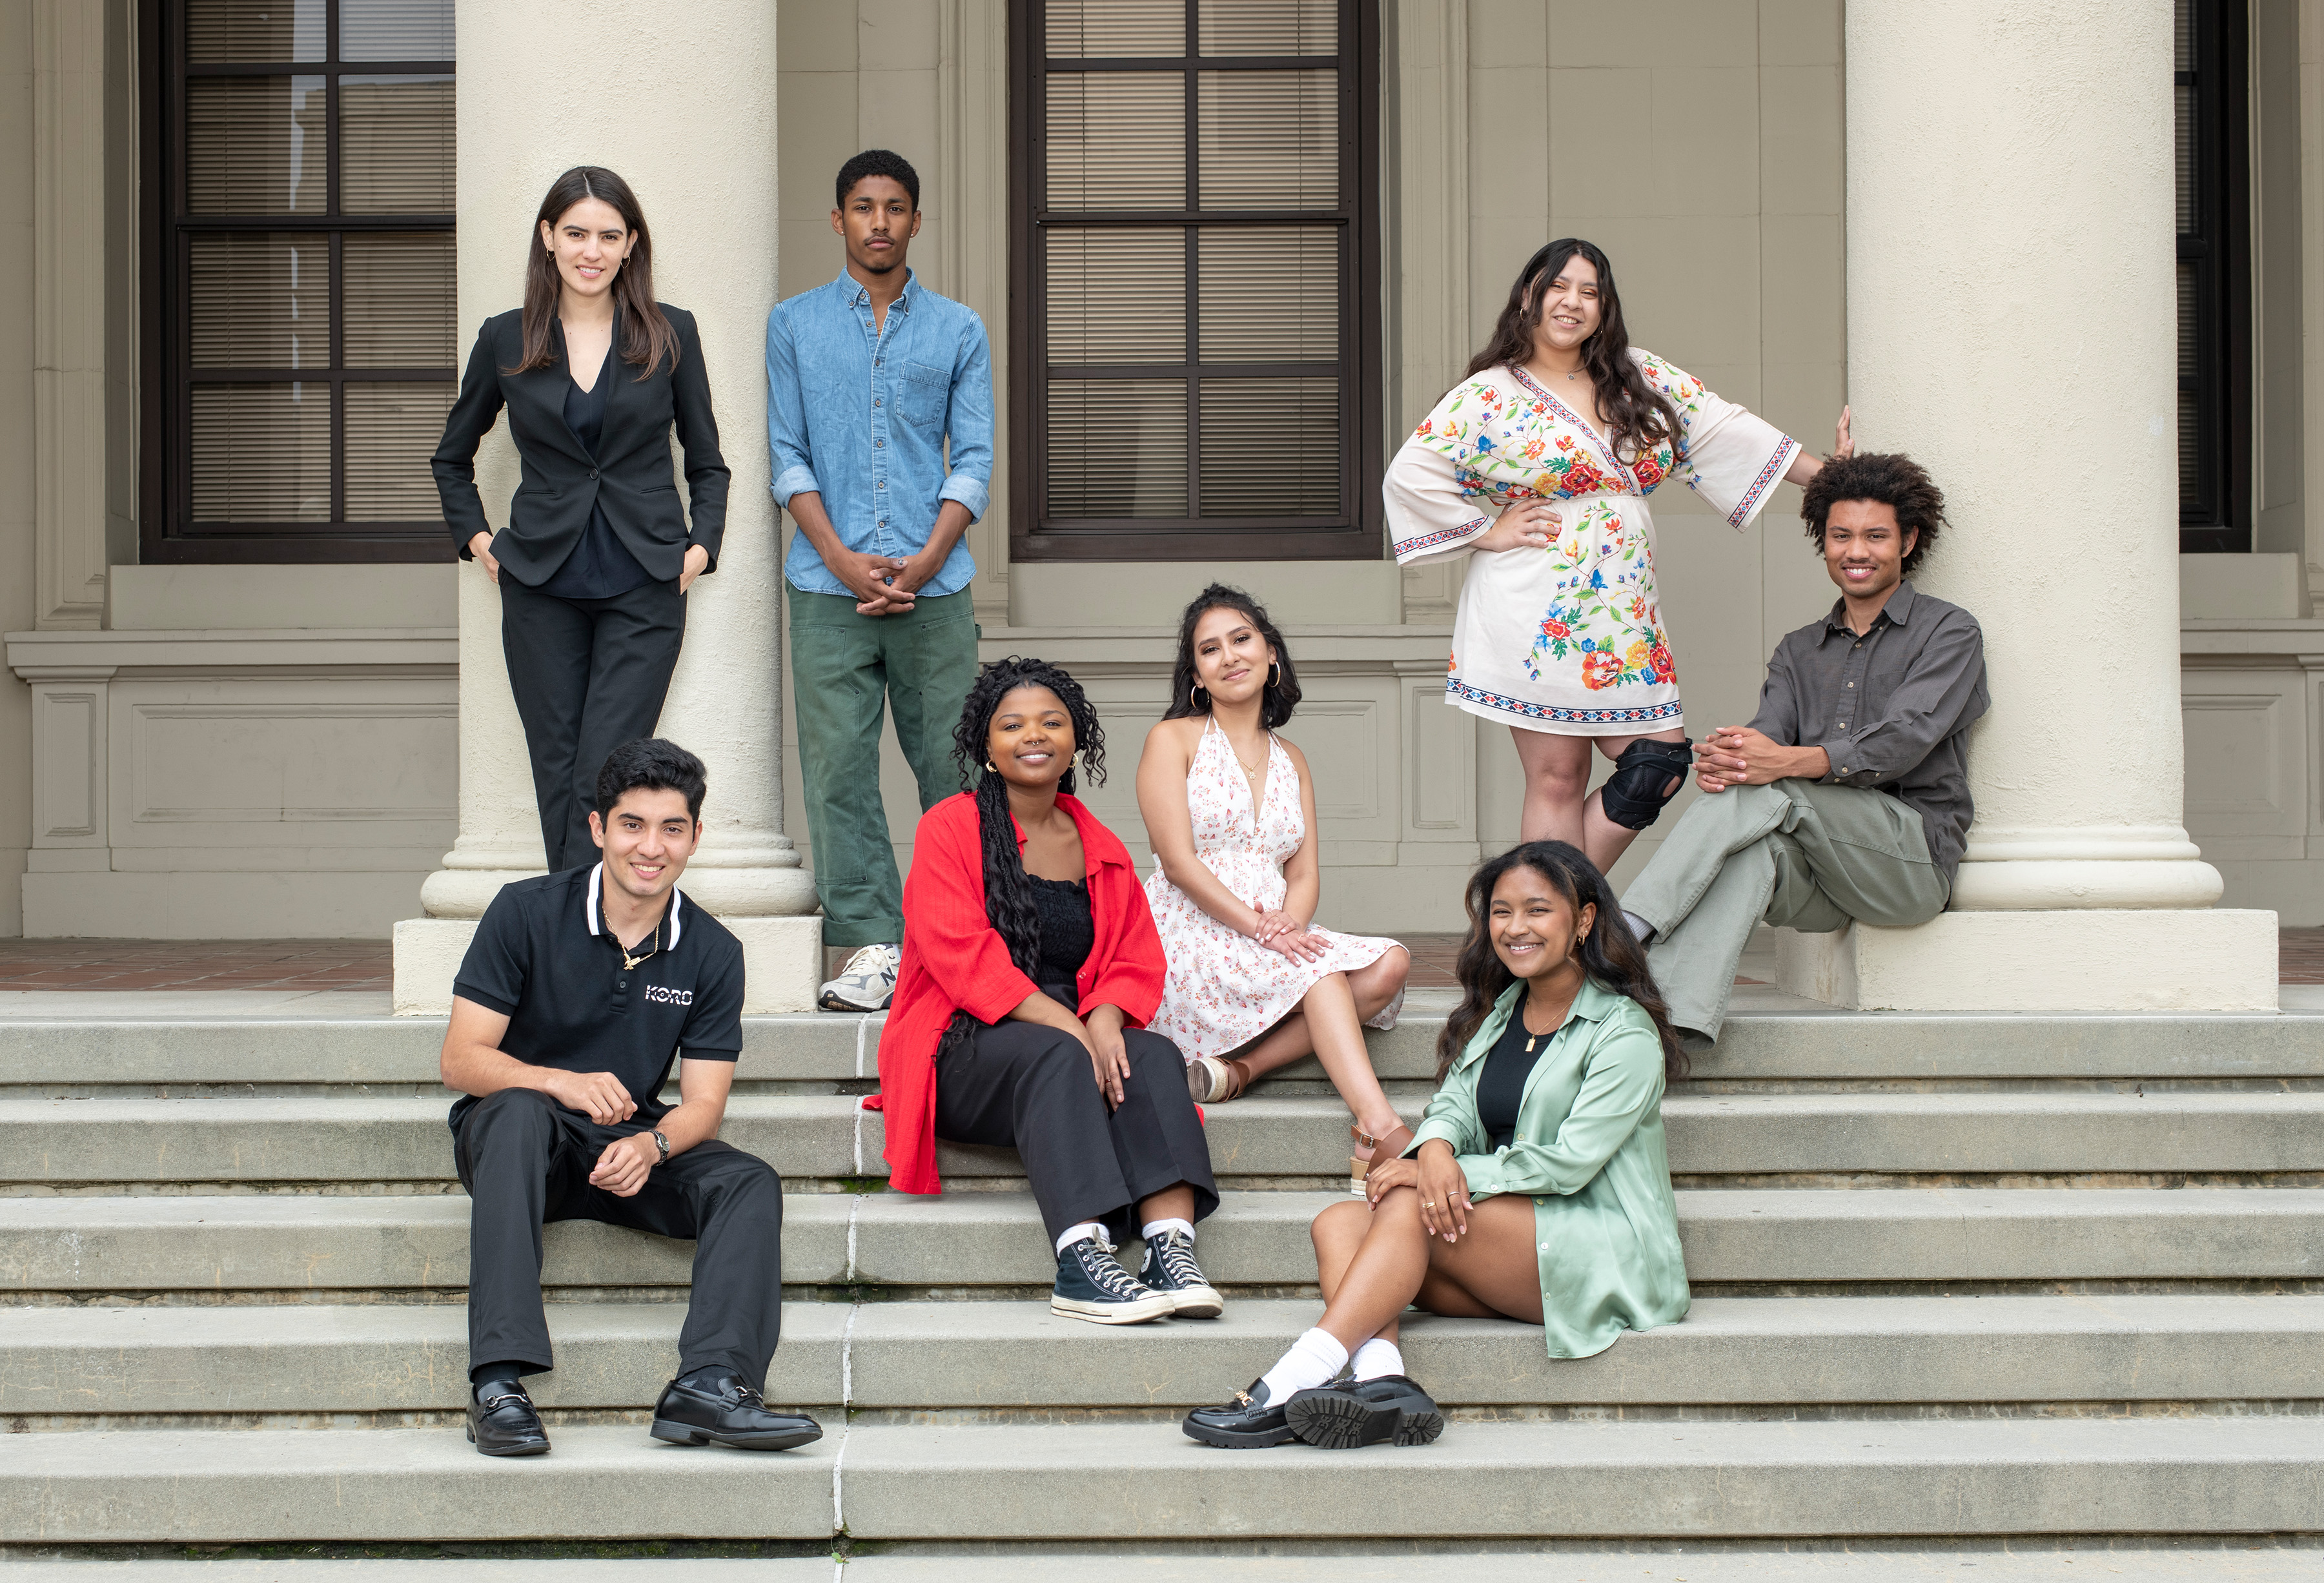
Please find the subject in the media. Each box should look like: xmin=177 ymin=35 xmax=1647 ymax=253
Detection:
xmin=32 ymin=0 xmax=113 ymax=629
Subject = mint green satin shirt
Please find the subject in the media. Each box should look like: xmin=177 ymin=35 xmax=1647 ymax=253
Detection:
xmin=1409 ymin=977 xmax=1690 ymax=1358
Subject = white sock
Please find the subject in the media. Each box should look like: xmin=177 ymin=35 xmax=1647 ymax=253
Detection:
xmin=1351 ymin=1338 xmax=1405 ymax=1382
xmin=1623 ymin=910 xmax=1656 ymax=945
xmin=1141 ymin=1217 xmax=1194 ymax=1245
xmin=1054 ymin=1221 xmax=1106 ymax=1257
xmin=1258 ymin=1327 xmax=1348 ymax=1404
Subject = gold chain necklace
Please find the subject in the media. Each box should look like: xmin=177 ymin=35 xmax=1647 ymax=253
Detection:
xmin=605 ymin=899 xmax=664 ymax=972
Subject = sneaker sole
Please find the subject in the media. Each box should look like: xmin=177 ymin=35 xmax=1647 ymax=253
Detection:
xmin=819 ymin=991 xmax=892 ymax=1012
xmin=1050 ymin=1292 xmax=1176 ymax=1324
xmin=649 ymin=1418 xmax=824 ymax=1451
xmin=1163 ymin=1283 xmax=1224 ymax=1320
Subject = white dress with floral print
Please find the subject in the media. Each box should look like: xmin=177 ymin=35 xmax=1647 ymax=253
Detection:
xmin=1385 ymin=351 xmax=1799 ymax=735
xmin=1145 ymin=722 xmax=1404 ymax=1061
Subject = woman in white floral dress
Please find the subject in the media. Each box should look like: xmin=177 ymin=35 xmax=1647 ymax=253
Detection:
xmin=1386 ymin=239 xmax=1851 ymax=871
xmin=1136 ymin=586 xmax=1412 ymax=1191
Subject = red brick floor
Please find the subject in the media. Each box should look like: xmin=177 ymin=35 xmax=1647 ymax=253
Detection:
xmin=0 ymin=928 xmax=2319 ymax=993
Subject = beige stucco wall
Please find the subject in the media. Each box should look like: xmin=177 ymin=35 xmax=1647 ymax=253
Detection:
xmin=0 ymin=0 xmax=35 ymax=934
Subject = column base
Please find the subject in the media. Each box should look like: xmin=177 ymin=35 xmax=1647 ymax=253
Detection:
xmin=393 ymin=913 xmax=825 ymax=1016
xmin=1773 ymin=909 xmax=2279 ymax=1012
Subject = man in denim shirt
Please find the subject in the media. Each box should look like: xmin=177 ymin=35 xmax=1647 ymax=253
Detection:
xmin=768 ymin=149 xmax=994 ymax=1010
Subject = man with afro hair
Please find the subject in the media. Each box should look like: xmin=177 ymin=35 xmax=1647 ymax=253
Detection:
xmin=1617 ymin=451 xmax=1988 ymax=1045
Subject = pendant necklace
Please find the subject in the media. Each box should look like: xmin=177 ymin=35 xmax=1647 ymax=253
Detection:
xmin=622 ymin=921 xmax=662 ymax=972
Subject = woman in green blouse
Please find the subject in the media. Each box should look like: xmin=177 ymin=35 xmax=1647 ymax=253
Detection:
xmin=1182 ymin=839 xmax=1690 ymax=1449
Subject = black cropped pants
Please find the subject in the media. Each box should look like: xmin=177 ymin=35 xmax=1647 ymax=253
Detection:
xmin=455 ymin=1087 xmax=784 ymax=1388
xmin=936 ymin=1020 xmax=1218 ymax=1247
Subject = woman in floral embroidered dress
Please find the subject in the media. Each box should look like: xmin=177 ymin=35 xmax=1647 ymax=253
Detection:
xmin=1384 ymin=240 xmax=1852 ymax=869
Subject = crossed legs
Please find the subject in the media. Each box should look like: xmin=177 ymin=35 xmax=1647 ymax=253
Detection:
xmin=1308 ymin=1187 xmax=1542 ymax=1354
xmin=1215 ymin=949 xmax=1410 ymax=1144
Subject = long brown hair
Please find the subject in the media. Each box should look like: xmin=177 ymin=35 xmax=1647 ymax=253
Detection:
xmin=1436 ymin=841 xmax=1687 ymax=1085
xmin=508 ymin=165 xmax=680 ymax=382
xmin=1463 ymin=239 xmax=1684 ymax=468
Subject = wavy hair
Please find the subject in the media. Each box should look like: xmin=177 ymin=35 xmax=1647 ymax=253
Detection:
xmin=1158 ymin=583 xmax=1303 ymax=731
xmin=935 ymin=657 xmax=1109 ymax=1056
xmin=509 ymin=165 xmax=680 ymax=382
xmin=1463 ymin=239 xmax=1684 ymax=469
xmin=1436 ymin=841 xmax=1687 ymax=1085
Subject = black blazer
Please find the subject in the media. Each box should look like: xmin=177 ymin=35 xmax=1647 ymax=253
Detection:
xmin=432 ymin=301 xmax=729 ymax=586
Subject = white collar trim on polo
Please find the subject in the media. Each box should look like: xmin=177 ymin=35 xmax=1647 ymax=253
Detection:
xmin=583 ymin=862 xmax=684 ymax=948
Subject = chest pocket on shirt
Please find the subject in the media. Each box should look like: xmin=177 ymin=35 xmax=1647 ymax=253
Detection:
xmin=898 ymin=360 xmax=950 ymax=427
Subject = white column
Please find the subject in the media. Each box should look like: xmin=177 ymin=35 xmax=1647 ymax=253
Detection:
xmin=393 ymin=0 xmax=819 ymax=1013
xmin=1776 ymin=0 xmax=2278 ymax=1011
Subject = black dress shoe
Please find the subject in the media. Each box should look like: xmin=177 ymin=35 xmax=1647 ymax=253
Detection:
xmin=650 ymin=1371 xmax=824 ymax=1451
xmin=1181 ymin=1378 xmax=1298 ymax=1447
xmin=466 ymin=1384 xmax=550 ymax=1457
xmin=1286 ymin=1373 xmax=1445 ymax=1449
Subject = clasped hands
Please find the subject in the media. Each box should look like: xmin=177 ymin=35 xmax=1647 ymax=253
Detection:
xmin=1250 ymin=908 xmax=1328 ymax=962
xmin=538 ymin=1067 xmax=657 ymax=1198
xmin=1693 ymin=727 xmax=1830 ymax=793
xmin=837 ymin=547 xmax=939 ymax=616
xmin=1362 ymin=1138 xmax=1474 ymax=1243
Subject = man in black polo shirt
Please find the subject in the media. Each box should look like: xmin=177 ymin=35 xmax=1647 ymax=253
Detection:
xmin=1620 ymin=453 xmax=1989 ymax=1047
xmin=441 ymin=737 xmax=821 ymax=1457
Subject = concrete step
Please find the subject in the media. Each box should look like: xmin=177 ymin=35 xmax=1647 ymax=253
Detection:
xmin=3 ymin=1418 xmax=2317 ymax=1542
xmin=9 ymin=997 xmax=2323 ymax=1088
xmin=4 ymin=1189 xmax=2318 ymax=1296
xmin=6 ymin=1294 xmax=2316 ymax=1418
xmin=7 ymin=1091 xmax=2321 ymax=1185
xmin=5 ymin=1555 xmax=2316 ymax=1583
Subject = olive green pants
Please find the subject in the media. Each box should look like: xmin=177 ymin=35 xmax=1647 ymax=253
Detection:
xmin=787 ymin=586 xmax=979 ymax=949
xmin=1621 ymin=778 xmax=1950 ymax=1043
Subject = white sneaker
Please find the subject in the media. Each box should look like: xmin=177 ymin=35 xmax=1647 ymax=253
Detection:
xmin=819 ymin=943 xmax=902 ymax=1012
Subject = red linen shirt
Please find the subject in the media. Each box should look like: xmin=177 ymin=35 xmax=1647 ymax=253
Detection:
xmin=870 ymin=792 xmax=1168 ymax=1196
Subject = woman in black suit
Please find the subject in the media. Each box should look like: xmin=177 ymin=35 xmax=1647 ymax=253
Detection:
xmin=433 ymin=165 xmax=729 ymax=873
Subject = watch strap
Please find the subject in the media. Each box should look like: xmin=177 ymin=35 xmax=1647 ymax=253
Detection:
xmin=651 ymin=1129 xmax=670 ymax=1164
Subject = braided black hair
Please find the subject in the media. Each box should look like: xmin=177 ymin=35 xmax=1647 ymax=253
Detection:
xmin=937 ymin=657 xmax=1109 ymax=1055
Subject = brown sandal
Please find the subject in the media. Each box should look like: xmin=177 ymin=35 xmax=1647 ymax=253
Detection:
xmin=1348 ymin=1121 xmax=1416 ymax=1197
xmin=1187 ymin=1056 xmax=1256 ymax=1105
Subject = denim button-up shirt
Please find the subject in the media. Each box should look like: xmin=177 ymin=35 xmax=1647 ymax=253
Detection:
xmin=766 ymin=267 xmax=994 ymax=598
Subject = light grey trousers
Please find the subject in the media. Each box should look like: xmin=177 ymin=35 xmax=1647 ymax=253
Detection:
xmin=1621 ymin=779 xmax=1950 ymax=1043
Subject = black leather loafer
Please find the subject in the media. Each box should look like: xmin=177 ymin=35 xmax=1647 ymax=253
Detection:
xmin=1181 ymin=1378 xmax=1298 ymax=1447
xmin=650 ymin=1371 xmax=824 ymax=1451
xmin=466 ymin=1384 xmax=551 ymax=1457
xmin=1287 ymin=1373 xmax=1445 ymax=1448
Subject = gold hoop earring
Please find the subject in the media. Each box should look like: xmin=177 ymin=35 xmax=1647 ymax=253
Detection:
xmin=1267 ymin=662 xmax=1280 ymax=689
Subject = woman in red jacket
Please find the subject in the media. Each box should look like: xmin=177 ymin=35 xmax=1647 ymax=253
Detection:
xmin=875 ymin=656 xmax=1220 ymax=1325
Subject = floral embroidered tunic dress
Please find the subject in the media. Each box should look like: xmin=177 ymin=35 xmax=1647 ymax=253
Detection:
xmin=1385 ymin=352 xmax=1800 ymax=735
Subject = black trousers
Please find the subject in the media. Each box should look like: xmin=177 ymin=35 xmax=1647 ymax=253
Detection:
xmin=454 ymin=1087 xmax=784 ymax=1388
xmin=935 ymin=1021 xmax=1218 ymax=1247
xmin=500 ymin=574 xmax=687 ymax=873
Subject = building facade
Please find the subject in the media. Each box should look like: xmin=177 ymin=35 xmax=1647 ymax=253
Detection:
xmin=0 ymin=1 xmax=2308 ymax=1010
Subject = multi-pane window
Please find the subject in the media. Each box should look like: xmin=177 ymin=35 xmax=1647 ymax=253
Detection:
xmin=2175 ymin=0 xmax=2249 ymax=552
xmin=1010 ymin=0 xmax=1382 ymax=561
xmin=149 ymin=0 xmax=456 ymax=562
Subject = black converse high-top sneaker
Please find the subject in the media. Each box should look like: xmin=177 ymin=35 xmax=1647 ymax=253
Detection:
xmin=1137 ymin=1227 xmax=1223 ymax=1319
xmin=1050 ymin=1233 xmax=1175 ymax=1325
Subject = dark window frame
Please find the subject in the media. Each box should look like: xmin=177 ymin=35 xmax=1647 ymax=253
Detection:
xmin=140 ymin=0 xmax=457 ymax=566
xmin=1007 ymin=0 xmax=1385 ymax=563
xmin=2178 ymin=0 xmax=2251 ymax=553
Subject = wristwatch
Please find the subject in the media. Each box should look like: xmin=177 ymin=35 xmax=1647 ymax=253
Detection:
xmin=650 ymin=1129 xmax=670 ymax=1165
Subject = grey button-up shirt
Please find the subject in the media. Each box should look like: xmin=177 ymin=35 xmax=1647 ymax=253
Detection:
xmin=1748 ymin=579 xmax=1988 ymax=883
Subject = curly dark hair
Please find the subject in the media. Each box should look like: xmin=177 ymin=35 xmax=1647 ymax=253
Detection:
xmin=1463 ymin=239 xmax=1686 ymax=471
xmin=1437 ymin=841 xmax=1687 ymax=1086
xmin=1800 ymin=451 xmax=1946 ymax=578
xmin=935 ymin=659 xmax=1108 ymax=1055
xmin=1159 ymin=583 xmax=1303 ymax=731
xmin=836 ymin=148 xmax=920 ymax=210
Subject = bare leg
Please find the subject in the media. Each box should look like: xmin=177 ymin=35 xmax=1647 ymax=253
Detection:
xmin=1214 ymin=946 xmax=1412 ymax=1083
xmin=1578 ymin=726 xmax=1689 ymax=871
xmin=1136 ymin=1183 xmax=1196 ymax=1227
xmin=1511 ymin=726 xmax=1593 ymax=846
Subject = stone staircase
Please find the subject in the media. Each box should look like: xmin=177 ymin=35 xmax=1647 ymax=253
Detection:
xmin=1 ymin=988 xmax=2319 ymax=1578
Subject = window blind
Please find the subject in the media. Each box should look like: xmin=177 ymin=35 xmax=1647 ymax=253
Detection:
xmin=1016 ymin=0 xmax=1378 ymax=560
xmin=161 ymin=0 xmax=456 ymax=560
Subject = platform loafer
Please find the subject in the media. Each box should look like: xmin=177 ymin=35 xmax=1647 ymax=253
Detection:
xmin=466 ymin=1384 xmax=551 ymax=1457
xmin=1181 ymin=1378 xmax=1298 ymax=1448
xmin=1286 ymin=1373 xmax=1445 ymax=1449
xmin=649 ymin=1371 xmax=824 ymax=1451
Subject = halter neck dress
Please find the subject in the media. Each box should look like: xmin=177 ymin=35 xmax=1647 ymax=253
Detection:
xmin=1143 ymin=721 xmax=1403 ymax=1061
